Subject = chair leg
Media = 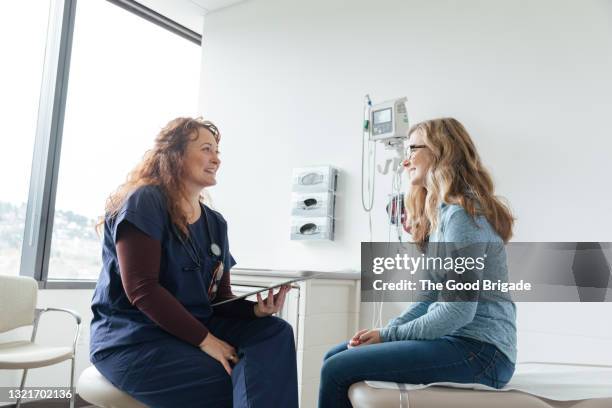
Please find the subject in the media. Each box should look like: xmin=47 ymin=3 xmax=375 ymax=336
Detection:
xmin=16 ymin=368 xmax=28 ymax=408
xmin=69 ymin=357 xmax=76 ymax=408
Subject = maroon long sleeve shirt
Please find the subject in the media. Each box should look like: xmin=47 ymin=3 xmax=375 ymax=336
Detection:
xmin=116 ymin=221 xmax=256 ymax=347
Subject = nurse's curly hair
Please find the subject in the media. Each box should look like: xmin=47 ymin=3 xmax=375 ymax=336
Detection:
xmin=405 ymin=118 xmax=514 ymax=244
xmin=97 ymin=117 xmax=220 ymax=236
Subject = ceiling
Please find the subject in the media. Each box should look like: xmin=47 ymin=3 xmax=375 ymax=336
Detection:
xmin=136 ymin=0 xmax=248 ymax=35
xmin=189 ymin=0 xmax=248 ymax=13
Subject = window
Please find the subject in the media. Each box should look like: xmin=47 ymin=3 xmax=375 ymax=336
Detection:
xmin=47 ymin=0 xmax=201 ymax=280
xmin=0 ymin=1 xmax=51 ymax=275
xmin=0 ymin=0 xmax=201 ymax=285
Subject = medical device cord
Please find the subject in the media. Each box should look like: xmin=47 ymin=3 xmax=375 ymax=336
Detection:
xmin=374 ymin=165 xmax=405 ymax=328
xmin=360 ymin=95 xmax=383 ymax=328
xmin=361 ymin=94 xmax=376 ymax=213
xmin=374 ymin=157 xmax=410 ymax=328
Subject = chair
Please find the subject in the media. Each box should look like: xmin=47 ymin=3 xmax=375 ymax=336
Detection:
xmin=0 ymin=275 xmax=81 ymax=408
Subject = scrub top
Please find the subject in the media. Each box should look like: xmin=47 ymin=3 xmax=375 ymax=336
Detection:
xmin=90 ymin=185 xmax=236 ymax=363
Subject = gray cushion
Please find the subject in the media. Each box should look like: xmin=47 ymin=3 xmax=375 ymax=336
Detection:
xmin=348 ymin=381 xmax=612 ymax=408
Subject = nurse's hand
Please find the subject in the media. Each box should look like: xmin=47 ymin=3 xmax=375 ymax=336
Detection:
xmin=199 ymin=333 xmax=239 ymax=376
xmin=254 ymin=285 xmax=290 ymax=317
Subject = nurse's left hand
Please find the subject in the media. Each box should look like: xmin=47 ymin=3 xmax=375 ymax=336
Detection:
xmin=254 ymin=285 xmax=290 ymax=317
xmin=357 ymin=329 xmax=382 ymax=346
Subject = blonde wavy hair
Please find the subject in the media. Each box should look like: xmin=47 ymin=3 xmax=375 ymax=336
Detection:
xmin=405 ymin=118 xmax=514 ymax=244
xmin=97 ymin=117 xmax=220 ymax=236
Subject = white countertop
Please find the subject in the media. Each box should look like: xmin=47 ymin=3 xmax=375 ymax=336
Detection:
xmin=232 ymin=268 xmax=360 ymax=280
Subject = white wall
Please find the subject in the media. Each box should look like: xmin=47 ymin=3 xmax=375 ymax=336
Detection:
xmin=200 ymin=0 xmax=612 ymax=267
xmin=199 ymin=0 xmax=612 ymax=362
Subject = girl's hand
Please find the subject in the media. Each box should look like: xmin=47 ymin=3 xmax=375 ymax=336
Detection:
xmin=358 ymin=329 xmax=382 ymax=346
xmin=348 ymin=329 xmax=369 ymax=348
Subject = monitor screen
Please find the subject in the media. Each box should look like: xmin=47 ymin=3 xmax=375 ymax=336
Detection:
xmin=373 ymin=108 xmax=392 ymax=124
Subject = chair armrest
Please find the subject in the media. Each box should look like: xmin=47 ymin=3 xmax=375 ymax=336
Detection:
xmin=34 ymin=308 xmax=82 ymax=356
xmin=38 ymin=307 xmax=82 ymax=325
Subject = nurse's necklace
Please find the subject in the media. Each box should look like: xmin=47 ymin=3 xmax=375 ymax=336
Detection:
xmin=174 ymin=204 xmax=222 ymax=268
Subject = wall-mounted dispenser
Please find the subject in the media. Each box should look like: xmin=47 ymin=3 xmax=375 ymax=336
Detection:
xmin=290 ymin=217 xmax=334 ymax=240
xmin=291 ymin=166 xmax=337 ymax=193
xmin=291 ymin=192 xmax=335 ymax=218
xmin=290 ymin=166 xmax=337 ymax=241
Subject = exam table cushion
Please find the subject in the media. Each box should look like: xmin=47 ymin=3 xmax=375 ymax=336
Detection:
xmin=349 ymin=363 xmax=612 ymax=408
xmin=349 ymin=382 xmax=611 ymax=408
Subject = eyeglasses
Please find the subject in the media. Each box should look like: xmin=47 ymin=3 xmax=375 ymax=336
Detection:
xmin=207 ymin=261 xmax=224 ymax=301
xmin=406 ymin=144 xmax=427 ymax=159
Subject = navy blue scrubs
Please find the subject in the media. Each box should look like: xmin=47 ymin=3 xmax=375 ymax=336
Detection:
xmin=90 ymin=185 xmax=298 ymax=407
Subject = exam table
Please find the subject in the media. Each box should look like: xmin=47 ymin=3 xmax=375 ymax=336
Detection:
xmin=349 ymin=362 xmax=612 ymax=408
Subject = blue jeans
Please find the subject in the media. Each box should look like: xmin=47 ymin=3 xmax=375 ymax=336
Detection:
xmin=318 ymin=335 xmax=515 ymax=408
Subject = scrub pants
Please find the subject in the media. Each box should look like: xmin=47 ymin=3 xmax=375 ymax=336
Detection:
xmin=94 ymin=316 xmax=298 ymax=408
xmin=318 ymin=335 xmax=515 ymax=408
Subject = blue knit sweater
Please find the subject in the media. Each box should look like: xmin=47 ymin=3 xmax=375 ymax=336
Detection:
xmin=379 ymin=203 xmax=517 ymax=363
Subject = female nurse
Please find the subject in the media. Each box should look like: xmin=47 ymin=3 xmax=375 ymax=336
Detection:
xmin=319 ymin=118 xmax=517 ymax=407
xmin=90 ymin=117 xmax=298 ymax=407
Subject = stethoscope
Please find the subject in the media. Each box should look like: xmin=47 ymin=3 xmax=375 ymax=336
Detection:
xmin=172 ymin=203 xmax=224 ymax=301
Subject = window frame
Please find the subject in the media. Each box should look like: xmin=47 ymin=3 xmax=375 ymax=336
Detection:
xmin=18 ymin=0 xmax=202 ymax=289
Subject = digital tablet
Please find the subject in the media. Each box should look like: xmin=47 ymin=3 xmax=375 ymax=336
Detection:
xmin=211 ymin=273 xmax=322 ymax=307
